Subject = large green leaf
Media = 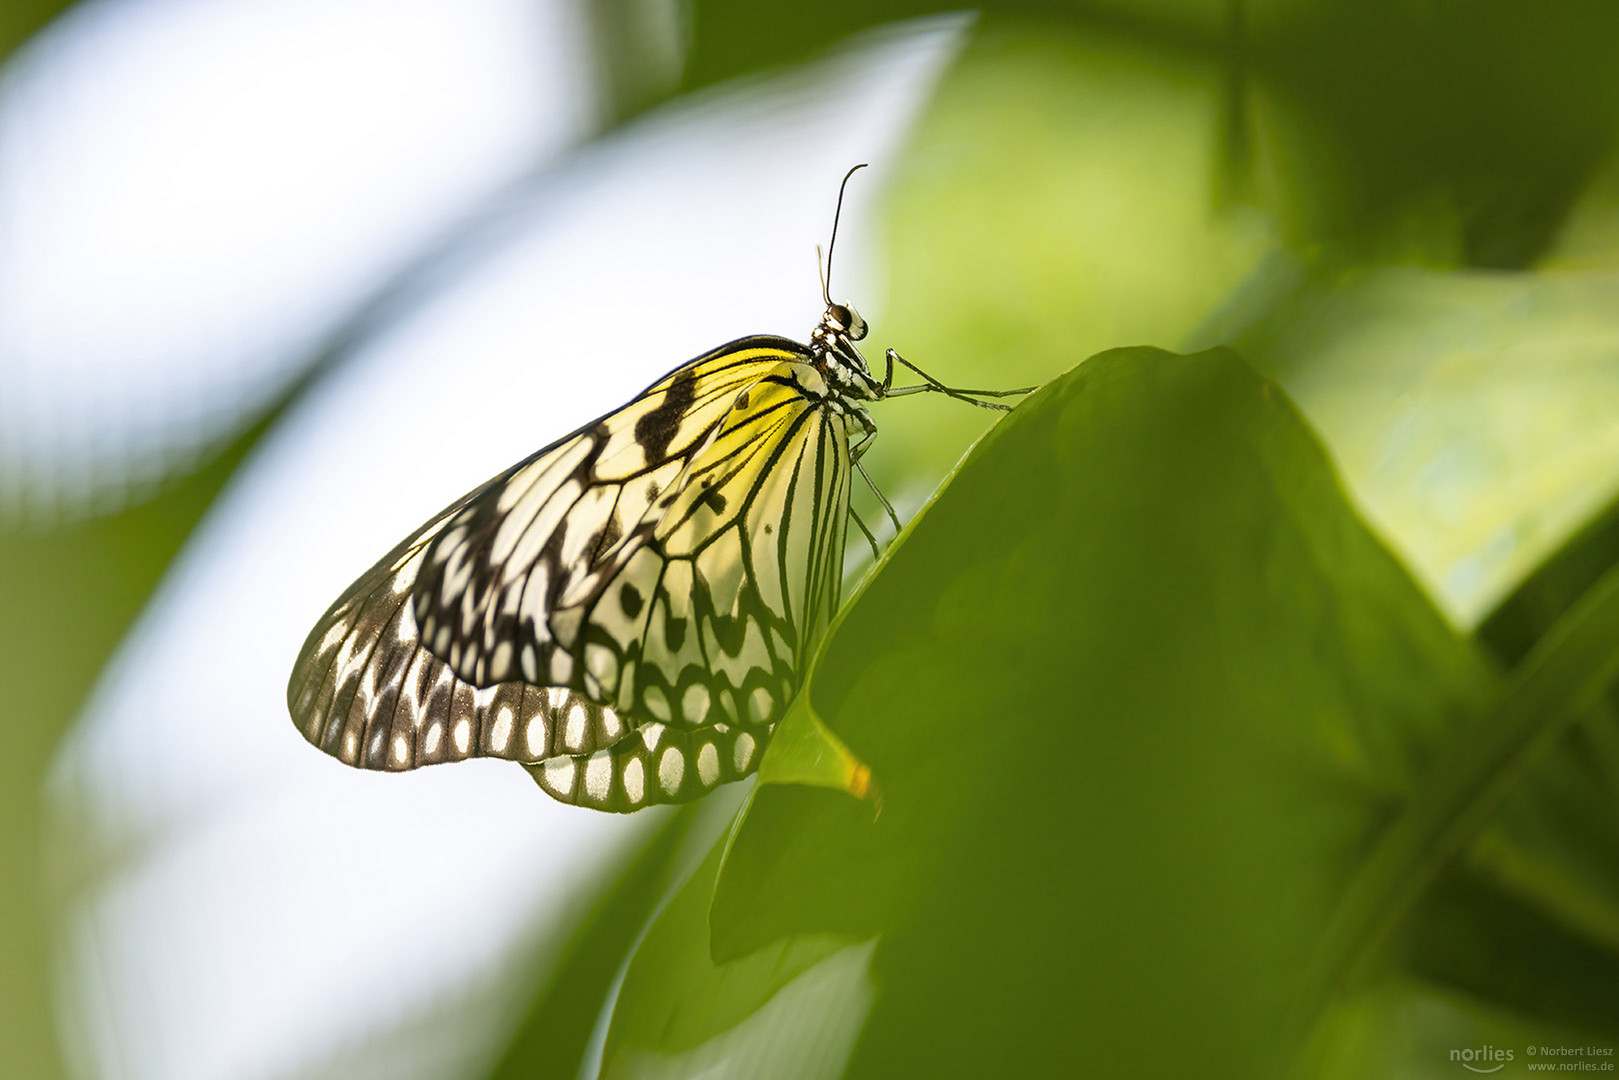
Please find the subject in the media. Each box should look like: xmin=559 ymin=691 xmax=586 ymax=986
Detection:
xmin=676 ymin=347 xmax=1485 ymax=1078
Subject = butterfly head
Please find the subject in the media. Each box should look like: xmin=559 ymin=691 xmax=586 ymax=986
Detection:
xmin=810 ymin=301 xmax=881 ymax=402
xmin=809 ymin=301 xmax=873 ymax=377
xmin=823 ymin=302 xmax=867 ymax=342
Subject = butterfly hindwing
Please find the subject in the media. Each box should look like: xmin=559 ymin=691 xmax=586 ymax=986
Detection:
xmin=528 ymin=719 xmax=770 ymax=812
xmin=286 ymin=488 xmax=637 ymax=771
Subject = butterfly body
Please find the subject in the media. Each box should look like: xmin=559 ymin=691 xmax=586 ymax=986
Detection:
xmin=288 ymin=303 xmax=884 ymax=812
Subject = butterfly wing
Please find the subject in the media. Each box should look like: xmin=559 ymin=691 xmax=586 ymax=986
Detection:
xmin=557 ymin=359 xmax=853 ymax=727
xmin=285 ymin=449 xmax=638 ymax=774
xmin=411 ymin=339 xmax=800 ymax=690
xmin=526 ymin=360 xmax=855 ymax=810
xmin=287 ymin=337 xmax=853 ymax=810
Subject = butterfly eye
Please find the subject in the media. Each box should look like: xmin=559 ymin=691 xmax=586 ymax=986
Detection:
xmin=843 ymin=305 xmax=868 ymax=341
xmin=831 ymin=304 xmax=867 ymax=341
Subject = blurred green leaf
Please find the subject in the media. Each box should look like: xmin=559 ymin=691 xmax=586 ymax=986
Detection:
xmin=683 ymin=0 xmax=1619 ymax=271
xmin=1244 ymin=0 xmax=1619 ymax=268
xmin=1542 ymin=150 xmax=1619 ymax=272
xmin=0 ymin=410 xmax=271 ymax=1080
xmin=1308 ymin=562 xmax=1619 ymax=1018
xmin=886 ymin=22 xmax=1273 ymax=379
xmin=1196 ymin=262 xmax=1619 ymax=629
xmin=678 ymin=3 xmax=1234 ymax=96
xmin=1407 ymin=861 xmax=1619 ymax=1038
xmin=1301 ymin=976 xmax=1565 ymax=1079
xmin=1465 ymin=730 xmax=1619 ymax=965
xmin=1182 ymin=209 xmax=1619 ymax=1034
xmin=485 ymin=812 xmax=690 ymax=1080
xmin=868 ymin=20 xmax=1275 ymax=516
xmin=595 ymin=839 xmax=876 ymax=1080
xmin=1418 ymin=486 xmax=1619 ymax=1038
xmin=703 ymin=347 xmax=1487 ymax=1078
xmin=0 ymin=0 xmax=74 ymax=61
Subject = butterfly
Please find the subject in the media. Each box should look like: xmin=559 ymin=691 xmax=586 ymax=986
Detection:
xmin=286 ymin=166 xmax=1030 ymax=812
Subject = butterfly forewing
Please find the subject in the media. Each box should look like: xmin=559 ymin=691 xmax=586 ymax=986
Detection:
xmin=287 ymin=336 xmax=854 ymax=811
xmin=287 ymin=470 xmax=635 ymax=773
xmin=562 ymin=360 xmax=852 ymax=729
xmin=410 ymin=340 xmax=805 ymax=690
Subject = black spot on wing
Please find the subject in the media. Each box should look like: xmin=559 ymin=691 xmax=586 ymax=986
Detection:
xmin=595 ymin=513 xmax=623 ymax=562
xmin=634 ymin=365 xmax=698 ymax=462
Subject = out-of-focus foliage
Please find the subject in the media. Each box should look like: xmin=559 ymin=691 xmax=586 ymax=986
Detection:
xmin=1202 ymin=264 xmax=1619 ymax=627
xmin=0 ymin=0 xmax=72 ymax=58
xmin=868 ymin=23 xmax=1274 ymax=503
xmin=0 ymin=426 xmax=261 ymax=1080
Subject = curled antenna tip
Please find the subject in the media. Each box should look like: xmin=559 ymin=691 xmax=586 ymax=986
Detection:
xmin=824 ymin=164 xmax=869 ymax=304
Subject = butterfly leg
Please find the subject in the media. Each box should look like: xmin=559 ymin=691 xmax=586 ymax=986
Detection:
xmin=855 ymin=458 xmax=902 ymax=537
xmin=848 ymin=408 xmax=902 ymax=537
xmin=882 ymin=348 xmax=1036 ymax=412
xmin=849 ymin=420 xmax=876 ymax=462
xmin=850 ymin=506 xmax=882 ymax=562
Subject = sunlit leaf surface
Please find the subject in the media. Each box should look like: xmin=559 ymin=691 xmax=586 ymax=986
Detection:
xmin=1201 ymin=262 xmax=1619 ymax=629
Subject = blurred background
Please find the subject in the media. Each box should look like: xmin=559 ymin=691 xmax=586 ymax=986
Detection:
xmin=4 ymin=0 xmax=1619 ymax=1077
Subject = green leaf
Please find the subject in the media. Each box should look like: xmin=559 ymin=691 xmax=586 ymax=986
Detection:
xmin=1240 ymin=0 xmax=1619 ymax=268
xmin=676 ymin=3 xmax=1237 ymax=97
xmin=1305 ymin=561 xmax=1619 ymax=1012
xmin=709 ymin=346 xmax=1487 ymax=1078
xmin=484 ymin=814 xmax=689 ymax=1080
xmin=755 ymin=696 xmax=878 ymax=808
xmin=1409 ymin=497 xmax=1619 ymax=1032
xmin=1197 ymin=261 xmax=1619 ymax=628
xmin=594 ymin=838 xmax=877 ymax=1080
xmin=863 ymin=19 xmax=1276 ymax=525
xmin=1404 ymin=863 xmax=1619 ymax=1037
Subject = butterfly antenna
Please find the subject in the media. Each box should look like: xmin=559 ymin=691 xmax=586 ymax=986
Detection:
xmin=824 ymin=163 xmax=868 ymax=303
xmin=816 ymin=244 xmax=829 ymax=307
